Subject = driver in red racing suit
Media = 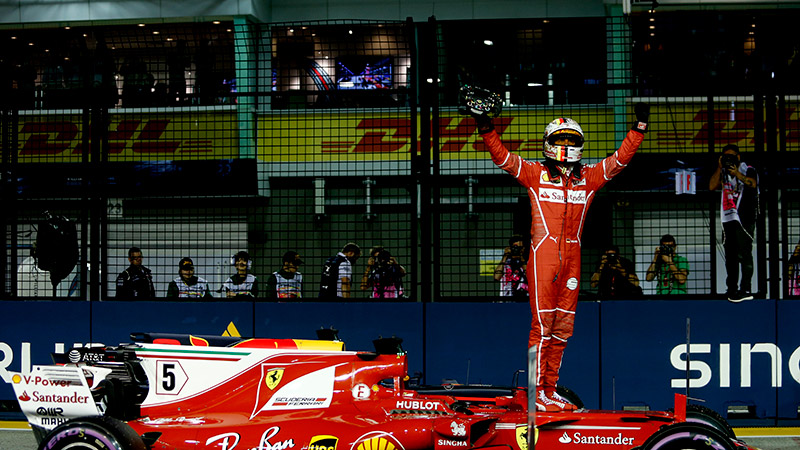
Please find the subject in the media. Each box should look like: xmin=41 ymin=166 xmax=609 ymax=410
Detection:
xmin=473 ymin=104 xmax=649 ymax=411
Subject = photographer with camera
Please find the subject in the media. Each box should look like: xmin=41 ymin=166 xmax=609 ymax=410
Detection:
xmin=709 ymin=143 xmax=759 ymax=302
xmin=362 ymin=247 xmax=406 ymax=299
xmin=788 ymin=240 xmax=800 ymax=297
xmin=590 ymin=245 xmax=641 ymax=299
xmin=645 ymin=234 xmax=689 ymax=295
xmin=493 ymin=234 xmax=529 ymax=298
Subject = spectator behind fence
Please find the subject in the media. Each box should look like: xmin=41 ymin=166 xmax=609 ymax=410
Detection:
xmin=645 ymin=234 xmax=690 ymax=295
xmin=319 ymin=243 xmax=361 ymax=299
xmin=115 ymin=246 xmax=155 ymax=299
xmin=362 ymin=247 xmax=406 ymax=299
xmin=167 ymin=257 xmax=212 ymax=299
xmin=266 ymin=251 xmax=304 ymax=300
xmin=591 ymin=245 xmax=642 ymax=299
xmin=789 ymin=241 xmax=800 ymax=297
xmin=361 ymin=246 xmax=383 ymax=290
xmin=167 ymin=40 xmax=190 ymax=105
xmin=709 ymin=143 xmax=759 ymax=303
xmin=222 ymin=251 xmax=259 ymax=298
xmin=493 ymin=234 xmax=529 ymax=298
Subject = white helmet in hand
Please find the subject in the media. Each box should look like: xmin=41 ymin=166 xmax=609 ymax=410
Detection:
xmin=543 ymin=118 xmax=584 ymax=163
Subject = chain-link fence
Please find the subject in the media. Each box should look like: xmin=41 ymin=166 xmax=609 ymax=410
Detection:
xmin=2 ymin=12 xmax=798 ymax=301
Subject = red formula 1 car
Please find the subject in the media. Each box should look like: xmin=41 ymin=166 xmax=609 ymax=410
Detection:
xmin=8 ymin=332 xmax=749 ymax=450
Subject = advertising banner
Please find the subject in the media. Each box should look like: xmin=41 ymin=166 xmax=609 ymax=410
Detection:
xmin=15 ymin=110 xmax=238 ymax=162
xmin=601 ymin=299 xmax=786 ymax=416
xmin=1 ymin=300 xmax=798 ymax=422
xmin=257 ymin=103 xmax=800 ymax=162
xmin=258 ymin=110 xmax=618 ymax=162
xmin=14 ymin=103 xmax=800 ymax=166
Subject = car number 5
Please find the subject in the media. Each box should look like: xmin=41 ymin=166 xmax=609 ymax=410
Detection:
xmin=156 ymin=360 xmax=188 ymax=395
xmin=162 ymin=363 xmax=176 ymax=391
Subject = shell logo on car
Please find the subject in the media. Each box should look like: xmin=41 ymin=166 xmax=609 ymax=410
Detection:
xmin=356 ymin=437 xmax=397 ymax=450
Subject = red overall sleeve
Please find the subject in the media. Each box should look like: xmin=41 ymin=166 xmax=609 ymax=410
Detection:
xmin=481 ymin=130 xmax=538 ymax=187
xmin=585 ymin=128 xmax=645 ymax=188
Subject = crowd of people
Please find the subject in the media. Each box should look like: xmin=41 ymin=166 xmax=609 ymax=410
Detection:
xmin=495 ymin=141 xmax=762 ymax=305
xmin=113 ymin=91 xmax=767 ymax=309
xmin=114 ymin=243 xmax=406 ymax=301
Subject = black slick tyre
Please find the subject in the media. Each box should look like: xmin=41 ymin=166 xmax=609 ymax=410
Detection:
xmin=641 ymin=422 xmax=737 ymax=450
xmin=685 ymin=404 xmax=736 ymax=439
xmin=37 ymin=416 xmax=146 ymax=450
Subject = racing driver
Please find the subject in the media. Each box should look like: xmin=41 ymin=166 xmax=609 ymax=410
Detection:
xmin=469 ymin=96 xmax=649 ymax=411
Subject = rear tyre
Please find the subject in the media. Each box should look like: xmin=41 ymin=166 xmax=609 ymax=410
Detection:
xmin=641 ymin=422 xmax=737 ymax=450
xmin=686 ymin=404 xmax=736 ymax=439
xmin=36 ymin=416 xmax=146 ymax=450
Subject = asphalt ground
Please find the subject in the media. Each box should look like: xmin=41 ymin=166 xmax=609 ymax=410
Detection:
xmin=0 ymin=423 xmax=798 ymax=450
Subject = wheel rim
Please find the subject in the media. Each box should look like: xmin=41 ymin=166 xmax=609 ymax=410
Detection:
xmin=650 ymin=430 xmax=729 ymax=450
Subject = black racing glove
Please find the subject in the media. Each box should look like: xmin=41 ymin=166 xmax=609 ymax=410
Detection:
xmin=472 ymin=112 xmax=494 ymax=134
xmin=632 ymin=102 xmax=650 ymax=133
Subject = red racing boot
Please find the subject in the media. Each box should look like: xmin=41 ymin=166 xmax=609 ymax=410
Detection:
xmin=547 ymin=390 xmax=577 ymax=411
xmin=536 ymin=390 xmax=575 ymax=412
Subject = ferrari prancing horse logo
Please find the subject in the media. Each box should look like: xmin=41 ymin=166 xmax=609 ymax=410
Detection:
xmin=516 ymin=425 xmax=538 ymax=450
xmin=266 ymin=368 xmax=285 ymax=390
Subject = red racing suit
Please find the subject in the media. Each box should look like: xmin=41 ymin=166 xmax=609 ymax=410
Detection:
xmin=481 ymin=127 xmax=644 ymax=392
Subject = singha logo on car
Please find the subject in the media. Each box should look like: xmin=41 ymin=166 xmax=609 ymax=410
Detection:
xmin=450 ymin=421 xmax=466 ymax=437
xmin=437 ymin=439 xmax=468 ymax=447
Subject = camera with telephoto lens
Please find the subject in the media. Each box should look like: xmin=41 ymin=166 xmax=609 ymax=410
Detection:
xmin=510 ymin=245 xmax=524 ymax=257
xmin=376 ymin=250 xmax=392 ymax=266
xmin=605 ymin=253 xmax=619 ymax=265
xmin=659 ymin=244 xmax=674 ymax=257
xmin=721 ymin=153 xmax=738 ymax=171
